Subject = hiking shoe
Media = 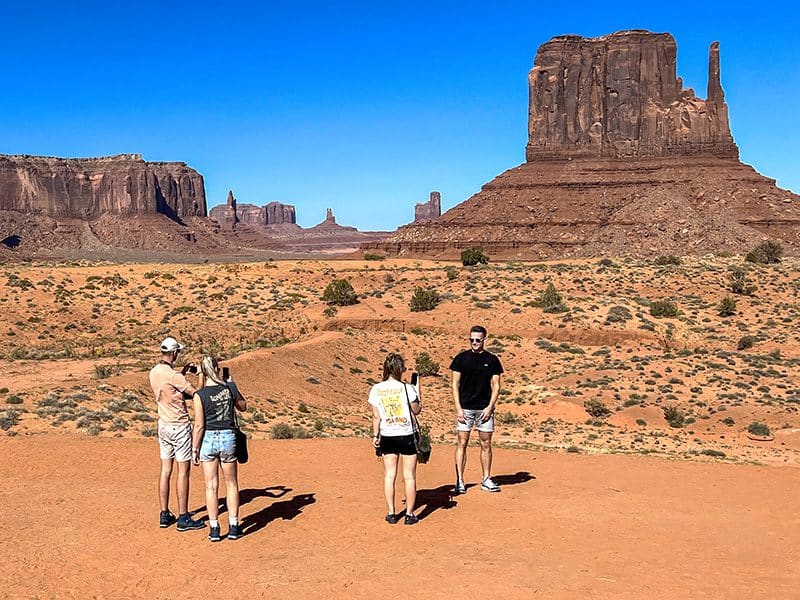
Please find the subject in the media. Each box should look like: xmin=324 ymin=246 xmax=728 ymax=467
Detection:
xmin=228 ymin=524 xmax=242 ymax=540
xmin=385 ymin=513 xmax=401 ymax=525
xmin=404 ymin=513 xmax=419 ymax=525
xmin=454 ymin=480 xmax=466 ymax=495
xmin=481 ymin=477 xmax=501 ymax=493
xmin=176 ymin=514 xmax=206 ymax=531
xmin=159 ymin=510 xmax=177 ymax=528
xmin=208 ymin=526 xmax=221 ymax=542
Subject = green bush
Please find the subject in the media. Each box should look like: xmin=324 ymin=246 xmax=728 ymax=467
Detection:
xmin=747 ymin=421 xmax=771 ymax=437
xmin=655 ymin=255 xmax=682 ymax=266
xmin=737 ymin=335 xmax=755 ymax=351
xmin=497 ymin=411 xmax=520 ymax=425
xmin=444 ymin=266 xmax=458 ymax=281
xmin=663 ymin=406 xmax=685 ymax=428
xmin=598 ymin=258 xmax=614 ymax=267
xmin=537 ymin=282 xmax=568 ymax=313
xmin=271 ymin=423 xmax=311 ymax=439
xmin=0 ymin=409 xmax=20 ymax=430
xmin=6 ymin=394 xmax=22 ymax=405
xmin=322 ymin=279 xmax=358 ymax=306
xmin=584 ymin=399 xmax=611 ymax=418
xmin=650 ymin=300 xmax=678 ymax=318
xmin=363 ymin=253 xmax=385 ymax=261
xmin=410 ymin=287 xmax=440 ymax=312
xmin=414 ymin=352 xmax=440 ymax=376
xmin=605 ymin=306 xmax=632 ymax=324
xmin=728 ymin=265 xmax=756 ymax=296
xmin=717 ymin=296 xmax=737 ymax=317
xmin=461 ymin=246 xmax=489 ymax=266
xmin=745 ymin=240 xmax=783 ymax=264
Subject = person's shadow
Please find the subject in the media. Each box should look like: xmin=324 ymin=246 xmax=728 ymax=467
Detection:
xmin=413 ymin=484 xmax=458 ymax=520
xmin=191 ymin=486 xmax=292 ymax=519
xmin=240 ymin=493 xmax=316 ymax=536
xmin=491 ymin=471 xmax=535 ymax=486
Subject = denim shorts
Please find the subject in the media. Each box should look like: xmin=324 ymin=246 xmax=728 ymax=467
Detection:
xmin=200 ymin=429 xmax=237 ymax=463
xmin=456 ymin=409 xmax=494 ymax=433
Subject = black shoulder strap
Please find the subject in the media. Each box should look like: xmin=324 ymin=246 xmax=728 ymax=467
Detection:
xmin=403 ymin=383 xmax=419 ymax=434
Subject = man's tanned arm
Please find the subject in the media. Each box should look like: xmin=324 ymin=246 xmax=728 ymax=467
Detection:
xmin=452 ymin=371 xmax=466 ymax=423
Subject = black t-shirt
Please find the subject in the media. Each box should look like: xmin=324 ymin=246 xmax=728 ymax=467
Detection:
xmin=196 ymin=382 xmax=240 ymax=430
xmin=449 ymin=350 xmax=504 ymax=410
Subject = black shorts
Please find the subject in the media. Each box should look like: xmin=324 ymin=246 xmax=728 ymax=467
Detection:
xmin=379 ymin=434 xmax=416 ymax=456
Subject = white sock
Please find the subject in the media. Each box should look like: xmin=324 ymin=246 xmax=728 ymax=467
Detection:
xmin=229 ymin=516 xmax=238 ymax=526
xmin=209 ymin=520 xmax=219 ymax=528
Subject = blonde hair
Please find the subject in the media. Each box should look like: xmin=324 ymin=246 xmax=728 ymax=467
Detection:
xmin=199 ymin=355 xmax=226 ymax=387
xmin=382 ymin=352 xmax=405 ymax=381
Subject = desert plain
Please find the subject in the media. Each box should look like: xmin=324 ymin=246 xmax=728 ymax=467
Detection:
xmin=1 ymin=255 xmax=799 ymax=598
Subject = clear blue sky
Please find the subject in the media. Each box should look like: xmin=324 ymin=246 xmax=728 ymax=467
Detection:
xmin=1 ymin=1 xmax=797 ymax=230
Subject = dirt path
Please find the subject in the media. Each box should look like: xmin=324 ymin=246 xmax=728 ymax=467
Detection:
xmin=1 ymin=436 xmax=798 ymax=599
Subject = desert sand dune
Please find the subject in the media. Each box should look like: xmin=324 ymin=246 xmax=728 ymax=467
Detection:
xmin=1 ymin=435 xmax=798 ymax=599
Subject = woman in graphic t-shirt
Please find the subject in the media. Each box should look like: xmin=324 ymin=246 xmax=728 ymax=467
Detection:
xmin=368 ymin=352 xmax=421 ymax=525
xmin=191 ymin=356 xmax=247 ymax=542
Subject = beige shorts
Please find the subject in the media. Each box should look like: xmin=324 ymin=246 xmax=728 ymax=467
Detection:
xmin=158 ymin=421 xmax=192 ymax=462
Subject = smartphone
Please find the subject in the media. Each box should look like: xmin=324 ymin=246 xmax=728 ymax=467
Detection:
xmin=222 ymin=367 xmax=230 ymax=381
xmin=410 ymin=372 xmax=418 ymax=385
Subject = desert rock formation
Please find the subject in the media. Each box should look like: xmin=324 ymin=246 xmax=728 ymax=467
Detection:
xmin=414 ymin=191 xmax=442 ymax=222
xmin=370 ymin=30 xmax=800 ymax=259
xmin=209 ymin=192 xmax=296 ymax=229
xmin=0 ymin=154 xmax=205 ymax=220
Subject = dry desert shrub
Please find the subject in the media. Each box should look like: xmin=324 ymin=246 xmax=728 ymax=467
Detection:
xmin=649 ymin=300 xmax=679 ymax=318
xmin=409 ymin=287 xmax=440 ymax=312
xmin=536 ymin=282 xmax=567 ymax=313
xmin=461 ymin=246 xmax=489 ymax=266
xmin=747 ymin=421 xmax=771 ymax=437
xmin=745 ymin=240 xmax=783 ymax=264
xmin=717 ymin=296 xmax=737 ymax=317
xmin=414 ymin=351 xmax=440 ymax=376
xmin=584 ymin=399 xmax=611 ymax=418
xmin=728 ymin=265 xmax=756 ymax=296
xmin=271 ymin=423 xmax=311 ymax=439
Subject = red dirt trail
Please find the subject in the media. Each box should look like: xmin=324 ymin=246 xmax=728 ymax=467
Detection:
xmin=1 ymin=436 xmax=798 ymax=599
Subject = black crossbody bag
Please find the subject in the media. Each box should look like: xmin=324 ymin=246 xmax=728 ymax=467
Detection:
xmin=403 ymin=383 xmax=431 ymax=464
xmin=226 ymin=383 xmax=249 ymax=464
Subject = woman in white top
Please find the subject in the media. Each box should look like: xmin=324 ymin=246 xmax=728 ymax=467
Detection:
xmin=368 ymin=352 xmax=421 ymax=525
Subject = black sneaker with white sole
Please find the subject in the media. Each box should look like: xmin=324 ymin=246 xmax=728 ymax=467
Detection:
xmin=159 ymin=510 xmax=177 ymax=528
xmin=228 ymin=524 xmax=242 ymax=540
xmin=176 ymin=514 xmax=206 ymax=531
xmin=208 ymin=526 xmax=221 ymax=542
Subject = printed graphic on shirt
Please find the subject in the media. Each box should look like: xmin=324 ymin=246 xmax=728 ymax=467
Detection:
xmin=376 ymin=388 xmax=408 ymax=426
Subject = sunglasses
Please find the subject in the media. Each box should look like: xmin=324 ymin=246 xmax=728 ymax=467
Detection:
xmin=469 ymin=337 xmax=485 ymax=343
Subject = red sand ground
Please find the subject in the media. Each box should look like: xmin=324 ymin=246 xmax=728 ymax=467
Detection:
xmin=2 ymin=435 xmax=798 ymax=599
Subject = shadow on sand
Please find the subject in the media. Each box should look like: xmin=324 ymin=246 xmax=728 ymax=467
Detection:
xmin=240 ymin=492 xmax=317 ymax=536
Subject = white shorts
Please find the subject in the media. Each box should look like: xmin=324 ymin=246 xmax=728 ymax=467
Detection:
xmin=158 ymin=421 xmax=192 ymax=462
xmin=456 ymin=409 xmax=494 ymax=433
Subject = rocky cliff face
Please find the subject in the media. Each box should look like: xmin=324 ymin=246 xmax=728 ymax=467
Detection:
xmin=0 ymin=154 xmax=206 ymax=219
xmin=526 ymin=31 xmax=737 ymax=160
xmin=414 ymin=192 xmax=441 ymax=222
xmin=370 ymin=30 xmax=799 ymax=259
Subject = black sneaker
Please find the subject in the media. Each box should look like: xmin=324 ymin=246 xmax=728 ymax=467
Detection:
xmin=404 ymin=513 xmax=419 ymax=526
xmin=208 ymin=525 xmax=221 ymax=542
xmin=228 ymin=524 xmax=242 ymax=540
xmin=176 ymin=514 xmax=206 ymax=532
xmin=159 ymin=510 xmax=176 ymax=528
xmin=385 ymin=513 xmax=401 ymax=525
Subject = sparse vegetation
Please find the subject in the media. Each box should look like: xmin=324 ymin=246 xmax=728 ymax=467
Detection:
xmin=461 ymin=246 xmax=489 ymax=266
xmin=414 ymin=352 xmax=440 ymax=376
xmin=728 ymin=265 xmax=756 ymax=296
xmin=409 ymin=287 xmax=440 ymax=312
xmin=584 ymin=399 xmax=611 ymax=418
xmin=322 ymin=279 xmax=358 ymax=306
xmin=663 ymin=406 xmax=685 ymax=428
xmin=655 ymin=255 xmax=682 ymax=266
xmin=650 ymin=300 xmax=678 ymax=318
xmin=717 ymin=296 xmax=737 ymax=317
xmin=745 ymin=239 xmax=783 ymax=264
xmin=747 ymin=421 xmax=771 ymax=437
xmin=536 ymin=282 xmax=567 ymax=313
xmin=271 ymin=423 xmax=311 ymax=439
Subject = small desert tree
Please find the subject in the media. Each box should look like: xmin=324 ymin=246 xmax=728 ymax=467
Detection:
xmin=322 ymin=279 xmax=358 ymax=306
xmin=537 ymin=282 xmax=567 ymax=313
xmin=414 ymin=351 xmax=440 ymax=376
xmin=728 ymin=265 xmax=756 ymax=296
xmin=461 ymin=246 xmax=489 ymax=266
xmin=717 ymin=295 xmax=737 ymax=317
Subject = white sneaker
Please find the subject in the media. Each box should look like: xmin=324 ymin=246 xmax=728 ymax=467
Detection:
xmin=454 ymin=479 xmax=466 ymax=495
xmin=481 ymin=477 xmax=500 ymax=492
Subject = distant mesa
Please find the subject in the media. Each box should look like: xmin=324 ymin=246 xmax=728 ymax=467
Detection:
xmin=414 ymin=192 xmax=441 ymax=223
xmin=0 ymin=153 xmax=205 ymax=220
xmin=208 ymin=190 xmax=296 ymax=230
xmin=370 ymin=30 xmax=800 ymax=258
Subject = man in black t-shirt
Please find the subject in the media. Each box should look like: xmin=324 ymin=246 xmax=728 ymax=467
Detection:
xmin=450 ymin=324 xmax=504 ymax=494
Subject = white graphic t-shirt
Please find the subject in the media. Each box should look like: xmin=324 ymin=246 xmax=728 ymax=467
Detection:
xmin=368 ymin=379 xmax=418 ymax=437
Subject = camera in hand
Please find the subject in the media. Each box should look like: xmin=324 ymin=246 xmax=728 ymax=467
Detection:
xmin=410 ymin=372 xmax=418 ymax=386
xmin=222 ymin=366 xmax=230 ymax=381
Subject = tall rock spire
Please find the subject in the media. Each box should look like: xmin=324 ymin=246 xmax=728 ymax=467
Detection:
xmin=707 ymin=41 xmax=725 ymax=103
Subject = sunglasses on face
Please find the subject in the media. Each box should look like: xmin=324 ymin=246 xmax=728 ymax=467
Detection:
xmin=470 ymin=337 xmax=485 ymax=343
